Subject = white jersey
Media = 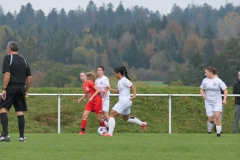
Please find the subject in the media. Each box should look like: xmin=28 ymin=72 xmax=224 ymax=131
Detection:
xmin=117 ymin=77 xmax=133 ymax=101
xmin=200 ymin=77 xmax=227 ymax=102
xmin=95 ymin=75 xmax=110 ymax=99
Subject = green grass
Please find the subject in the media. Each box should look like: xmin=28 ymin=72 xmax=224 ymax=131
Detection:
xmin=1 ymin=133 xmax=240 ymax=160
xmin=146 ymin=81 xmax=168 ymax=87
xmin=108 ymin=79 xmax=167 ymax=87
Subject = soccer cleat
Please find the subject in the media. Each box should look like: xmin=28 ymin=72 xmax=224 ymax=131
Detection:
xmin=101 ymin=133 xmax=113 ymax=137
xmin=142 ymin=122 xmax=147 ymax=131
xmin=78 ymin=131 xmax=85 ymax=135
xmin=0 ymin=135 xmax=10 ymax=142
xmin=102 ymin=117 xmax=106 ymax=121
xmin=208 ymin=132 xmax=212 ymax=134
xmin=217 ymin=133 xmax=221 ymax=137
xmin=19 ymin=137 xmax=26 ymax=142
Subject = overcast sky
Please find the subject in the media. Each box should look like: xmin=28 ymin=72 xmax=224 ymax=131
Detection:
xmin=1 ymin=0 xmax=239 ymax=15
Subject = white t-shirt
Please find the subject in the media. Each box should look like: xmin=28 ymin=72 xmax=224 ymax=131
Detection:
xmin=200 ymin=77 xmax=227 ymax=102
xmin=117 ymin=77 xmax=133 ymax=101
xmin=95 ymin=75 xmax=110 ymax=99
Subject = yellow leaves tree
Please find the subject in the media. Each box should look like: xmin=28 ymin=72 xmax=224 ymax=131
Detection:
xmin=217 ymin=11 xmax=240 ymax=38
xmin=182 ymin=34 xmax=206 ymax=61
xmin=166 ymin=20 xmax=183 ymax=36
xmin=72 ymin=46 xmax=98 ymax=68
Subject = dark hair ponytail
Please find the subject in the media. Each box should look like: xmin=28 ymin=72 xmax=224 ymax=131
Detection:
xmin=114 ymin=66 xmax=131 ymax=80
xmin=121 ymin=66 xmax=131 ymax=80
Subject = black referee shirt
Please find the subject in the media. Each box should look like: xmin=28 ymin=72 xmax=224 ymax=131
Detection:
xmin=2 ymin=54 xmax=31 ymax=85
xmin=233 ymin=81 xmax=240 ymax=105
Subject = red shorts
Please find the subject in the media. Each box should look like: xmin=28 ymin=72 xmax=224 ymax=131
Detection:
xmin=85 ymin=98 xmax=102 ymax=114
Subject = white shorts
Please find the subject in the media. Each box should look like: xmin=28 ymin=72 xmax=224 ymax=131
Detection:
xmin=112 ymin=100 xmax=132 ymax=115
xmin=102 ymin=98 xmax=110 ymax=112
xmin=205 ymin=100 xmax=222 ymax=117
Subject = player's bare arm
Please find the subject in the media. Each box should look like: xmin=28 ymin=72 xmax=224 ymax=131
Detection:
xmin=130 ymin=84 xmax=136 ymax=100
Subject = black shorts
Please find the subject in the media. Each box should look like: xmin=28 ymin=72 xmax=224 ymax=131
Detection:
xmin=0 ymin=85 xmax=27 ymax=112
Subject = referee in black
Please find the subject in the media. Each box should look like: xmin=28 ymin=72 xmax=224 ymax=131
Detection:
xmin=0 ymin=41 xmax=32 ymax=142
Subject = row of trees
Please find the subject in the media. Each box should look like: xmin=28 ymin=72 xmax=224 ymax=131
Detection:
xmin=0 ymin=1 xmax=160 ymax=30
xmin=0 ymin=1 xmax=240 ymax=34
xmin=0 ymin=1 xmax=239 ymax=87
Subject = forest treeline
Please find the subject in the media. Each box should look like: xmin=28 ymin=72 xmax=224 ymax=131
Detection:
xmin=0 ymin=1 xmax=240 ymax=87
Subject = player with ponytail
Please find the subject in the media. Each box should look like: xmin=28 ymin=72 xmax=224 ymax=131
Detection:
xmin=102 ymin=66 xmax=147 ymax=136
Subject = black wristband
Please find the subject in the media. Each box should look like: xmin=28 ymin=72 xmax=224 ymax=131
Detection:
xmin=2 ymin=88 xmax=6 ymax=90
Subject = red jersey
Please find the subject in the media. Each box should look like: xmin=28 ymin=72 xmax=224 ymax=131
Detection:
xmin=82 ymin=80 xmax=101 ymax=100
xmin=82 ymin=80 xmax=102 ymax=114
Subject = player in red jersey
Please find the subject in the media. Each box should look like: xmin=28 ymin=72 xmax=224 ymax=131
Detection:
xmin=78 ymin=72 xmax=105 ymax=135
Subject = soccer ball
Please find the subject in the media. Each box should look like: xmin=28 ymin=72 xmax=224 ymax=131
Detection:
xmin=97 ymin=126 xmax=108 ymax=135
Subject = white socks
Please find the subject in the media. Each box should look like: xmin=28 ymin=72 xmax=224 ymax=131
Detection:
xmin=108 ymin=117 xmax=115 ymax=135
xmin=108 ymin=116 xmax=143 ymax=135
xmin=127 ymin=116 xmax=142 ymax=125
xmin=216 ymin=126 xmax=221 ymax=134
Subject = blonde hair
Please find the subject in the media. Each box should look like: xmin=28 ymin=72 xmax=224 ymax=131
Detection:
xmin=86 ymin=72 xmax=96 ymax=82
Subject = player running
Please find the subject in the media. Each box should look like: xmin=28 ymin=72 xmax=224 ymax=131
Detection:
xmin=102 ymin=66 xmax=147 ymax=136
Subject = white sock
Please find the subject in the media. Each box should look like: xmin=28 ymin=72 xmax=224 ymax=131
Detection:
xmin=108 ymin=117 xmax=115 ymax=135
xmin=207 ymin=121 xmax=213 ymax=132
xmin=216 ymin=126 xmax=221 ymax=134
xmin=127 ymin=116 xmax=142 ymax=126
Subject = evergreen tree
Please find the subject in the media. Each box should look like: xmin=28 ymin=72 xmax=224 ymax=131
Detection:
xmin=0 ymin=5 xmax=5 ymax=25
xmin=168 ymin=4 xmax=183 ymax=22
xmin=190 ymin=52 xmax=203 ymax=68
xmin=166 ymin=33 xmax=178 ymax=61
xmin=97 ymin=4 xmax=107 ymax=25
xmin=204 ymin=24 xmax=216 ymax=40
xmin=223 ymin=37 xmax=240 ymax=77
xmin=205 ymin=53 xmax=233 ymax=86
xmin=161 ymin=15 xmax=168 ymax=29
xmin=115 ymin=2 xmax=125 ymax=24
xmin=123 ymin=39 xmax=149 ymax=69
xmin=182 ymin=5 xmax=191 ymax=22
xmin=67 ymin=10 xmax=83 ymax=30
xmin=203 ymin=40 xmax=215 ymax=62
xmin=59 ymin=9 xmax=67 ymax=29
xmin=195 ymin=25 xmax=201 ymax=37
xmin=35 ymin=10 xmax=46 ymax=28
xmin=46 ymin=8 xmax=59 ymax=29
xmin=86 ymin=0 xmax=97 ymax=13
xmin=14 ymin=3 xmax=35 ymax=28
xmin=110 ymin=23 xmax=125 ymax=40
xmin=106 ymin=3 xmax=115 ymax=27
xmin=180 ymin=20 xmax=190 ymax=37
xmin=5 ymin=12 xmax=14 ymax=26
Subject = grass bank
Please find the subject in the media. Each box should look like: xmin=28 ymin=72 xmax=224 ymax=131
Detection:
xmin=5 ymin=86 xmax=236 ymax=134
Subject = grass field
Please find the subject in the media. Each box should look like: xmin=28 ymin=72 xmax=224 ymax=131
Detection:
xmin=1 ymin=133 xmax=240 ymax=160
xmin=146 ymin=81 xmax=168 ymax=87
xmin=108 ymin=79 xmax=167 ymax=88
